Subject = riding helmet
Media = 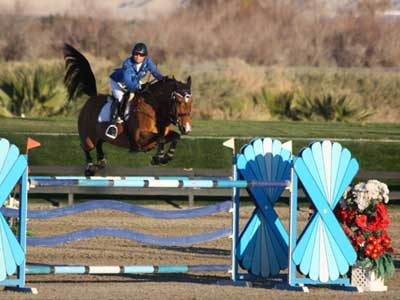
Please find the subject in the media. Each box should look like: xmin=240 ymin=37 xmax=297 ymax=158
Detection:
xmin=132 ymin=42 xmax=148 ymax=56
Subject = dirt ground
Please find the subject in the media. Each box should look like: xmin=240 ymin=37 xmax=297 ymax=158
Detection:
xmin=1 ymin=202 xmax=399 ymax=300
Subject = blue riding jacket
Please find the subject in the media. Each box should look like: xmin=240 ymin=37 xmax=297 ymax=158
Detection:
xmin=110 ymin=57 xmax=164 ymax=91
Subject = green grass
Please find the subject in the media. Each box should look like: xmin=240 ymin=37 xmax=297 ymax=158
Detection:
xmin=2 ymin=118 xmax=400 ymax=139
xmin=2 ymin=133 xmax=234 ymax=169
xmin=1 ymin=117 xmax=400 ymax=172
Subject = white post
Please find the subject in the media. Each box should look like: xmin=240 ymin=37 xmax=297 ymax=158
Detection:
xmin=223 ymin=138 xmax=238 ymax=281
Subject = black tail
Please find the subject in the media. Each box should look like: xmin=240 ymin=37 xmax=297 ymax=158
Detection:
xmin=63 ymin=43 xmax=97 ymax=100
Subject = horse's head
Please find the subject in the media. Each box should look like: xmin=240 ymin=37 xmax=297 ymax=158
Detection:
xmin=170 ymin=76 xmax=192 ymax=135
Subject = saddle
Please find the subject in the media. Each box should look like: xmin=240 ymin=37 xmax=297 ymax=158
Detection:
xmin=102 ymin=93 xmax=135 ymax=139
xmin=98 ymin=93 xmax=135 ymax=124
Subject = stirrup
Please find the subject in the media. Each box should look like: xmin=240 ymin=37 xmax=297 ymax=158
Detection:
xmin=105 ymin=124 xmax=118 ymax=139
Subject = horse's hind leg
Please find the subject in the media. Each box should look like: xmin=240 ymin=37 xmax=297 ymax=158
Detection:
xmin=82 ymin=147 xmax=97 ymax=176
xmin=95 ymin=140 xmax=107 ymax=169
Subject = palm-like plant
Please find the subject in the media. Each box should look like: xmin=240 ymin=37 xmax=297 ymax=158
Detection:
xmin=309 ymin=95 xmax=371 ymax=122
xmin=258 ymin=85 xmax=373 ymax=122
xmin=0 ymin=65 xmax=66 ymax=117
xmin=256 ymin=87 xmax=299 ymax=120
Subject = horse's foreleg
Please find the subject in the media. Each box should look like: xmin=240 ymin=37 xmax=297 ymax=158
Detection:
xmin=151 ymin=138 xmax=165 ymax=165
xmin=161 ymin=131 xmax=180 ymax=164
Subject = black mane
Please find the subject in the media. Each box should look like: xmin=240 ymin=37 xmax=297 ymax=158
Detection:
xmin=140 ymin=77 xmax=188 ymax=105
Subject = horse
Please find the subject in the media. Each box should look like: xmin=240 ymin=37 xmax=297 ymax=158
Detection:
xmin=63 ymin=44 xmax=193 ymax=176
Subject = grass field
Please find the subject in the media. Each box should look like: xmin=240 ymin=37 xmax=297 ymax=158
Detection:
xmin=0 ymin=117 xmax=399 ymax=172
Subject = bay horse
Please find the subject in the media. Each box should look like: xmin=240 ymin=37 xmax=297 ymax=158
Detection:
xmin=63 ymin=44 xmax=192 ymax=176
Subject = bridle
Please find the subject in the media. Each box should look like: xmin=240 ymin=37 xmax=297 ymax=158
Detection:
xmin=169 ymin=91 xmax=192 ymax=125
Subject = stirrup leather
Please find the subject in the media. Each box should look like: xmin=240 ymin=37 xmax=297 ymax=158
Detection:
xmin=105 ymin=124 xmax=118 ymax=139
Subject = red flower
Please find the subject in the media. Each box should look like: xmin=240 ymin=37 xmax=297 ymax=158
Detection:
xmin=379 ymin=215 xmax=390 ymax=230
xmin=355 ymin=232 xmax=365 ymax=245
xmin=383 ymin=237 xmax=391 ymax=247
xmin=373 ymin=203 xmax=391 ymax=230
xmin=376 ymin=203 xmax=387 ymax=217
xmin=367 ymin=214 xmax=379 ymax=232
xmin=335 ymin=207 xmax=349 ymax=223
xmin=355 ymin=215 xmax=368 ymax=230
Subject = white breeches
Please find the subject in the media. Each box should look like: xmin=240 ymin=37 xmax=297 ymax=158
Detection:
xmin=110 ymin=79 xmax=125 ymax=103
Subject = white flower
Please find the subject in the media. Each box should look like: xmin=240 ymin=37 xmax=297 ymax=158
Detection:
xmin=355 ymin=190 xmax=370 ymax=211
xmin=365 ymin=180 xmax=381 ymax=201
xmin=345 ymin=180 xmax=390 ymax=211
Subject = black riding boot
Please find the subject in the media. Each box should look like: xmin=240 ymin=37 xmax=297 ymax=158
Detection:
xmin=105 ymin=98 xmax=120 ymax=139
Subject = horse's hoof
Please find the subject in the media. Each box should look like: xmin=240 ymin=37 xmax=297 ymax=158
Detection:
xmin=150 ymin=156 xmax=160 ymax=165
xmin=97 ymin=158 xmax=107 ymax=169
xmin=85 ymin=163 xmax=97 ymax=176
xmin=162 ymin=154 xmax=173 ymax=164
xmin=84 ymin=169 xmax=95 ymax=176
xmin=158 ymin=157 xmax=170 ymax=165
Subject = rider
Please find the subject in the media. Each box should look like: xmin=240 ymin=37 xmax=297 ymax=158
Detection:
xmin=106 ymin=42 xmax=165 ymax=139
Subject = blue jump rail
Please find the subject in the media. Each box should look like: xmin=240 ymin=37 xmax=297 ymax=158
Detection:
xmin=26 ymin=264 xmax=230 ymax=275
xmin=29 ymin=177 xmax=290 ymax=189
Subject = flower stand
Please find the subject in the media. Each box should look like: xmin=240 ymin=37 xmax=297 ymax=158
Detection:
xmin=351 ymin=264 xmax=388 ymax=292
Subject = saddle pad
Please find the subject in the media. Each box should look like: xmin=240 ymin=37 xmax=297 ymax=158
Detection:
xmin=97 ymin=96 xmax=132 ymax=123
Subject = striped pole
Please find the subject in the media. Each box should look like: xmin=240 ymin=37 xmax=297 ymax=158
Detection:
xmin=27 ymin=264 xmax=230 ymax=275
xmin=29 ymin=177 xmax=289 ymax=189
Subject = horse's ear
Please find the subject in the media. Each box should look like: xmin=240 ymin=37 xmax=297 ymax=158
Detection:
xmin=172 ymin=75 xmax=175 ymax=80
xmin=187 ymin=76 xmax=192 ymax=89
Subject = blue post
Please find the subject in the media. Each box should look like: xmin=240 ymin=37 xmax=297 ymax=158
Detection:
xmin=231 ymin=154 xmax=240 ymax=281
xmin=288 ymin=164 xmax=298 ymax=286
xmin=18 ymin=158 xmax=28 ymax=288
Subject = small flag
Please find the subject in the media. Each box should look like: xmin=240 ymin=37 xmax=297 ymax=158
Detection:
xmin=223 ymin=138 xmax=235 ymax=150
xmin=26 ymin=138 xmax=41 ymax=154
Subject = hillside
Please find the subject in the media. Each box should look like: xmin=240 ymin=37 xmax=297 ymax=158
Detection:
xmin=1 ymin=0 xmax=399 ymax=20
xmin=0 ymin=0 xmax=187 ymax=20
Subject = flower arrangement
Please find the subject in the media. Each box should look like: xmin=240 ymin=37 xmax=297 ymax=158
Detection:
xmin=334 ymin=179 xmax=395 ymax=279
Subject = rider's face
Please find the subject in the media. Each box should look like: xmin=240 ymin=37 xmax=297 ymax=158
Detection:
xmin=133 ymin=53 xmax=145 ymax=64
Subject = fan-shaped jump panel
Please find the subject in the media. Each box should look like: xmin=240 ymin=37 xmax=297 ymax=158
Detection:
xmin=236 ymin=138 xmax=292 ymax=278
xmin=293 ymin=140 xmax=358 ymax=282
xmin=0 ymin=138 xmax=27 ymax=281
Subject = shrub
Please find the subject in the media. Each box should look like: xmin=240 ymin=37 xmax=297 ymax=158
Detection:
xmin=0 ymin=63 xmax=67 ymax=117
xmin=260 ymin=89 xmax=372 ymax=122
xmin=296 ymin=94 xmax=372 ymax=122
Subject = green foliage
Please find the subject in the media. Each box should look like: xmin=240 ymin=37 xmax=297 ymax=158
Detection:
xmin=361 ymin=253 xmax=395 ymax=279
xmin=262 ymin=89 xmax=372 ymax=122
xmin=0 ymin=63 xmax=67 ymax=117
xmin=295 ymin=94 xmax=371 ymax=122
xmin=254 ymin=87 xmax=297 ymax=120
